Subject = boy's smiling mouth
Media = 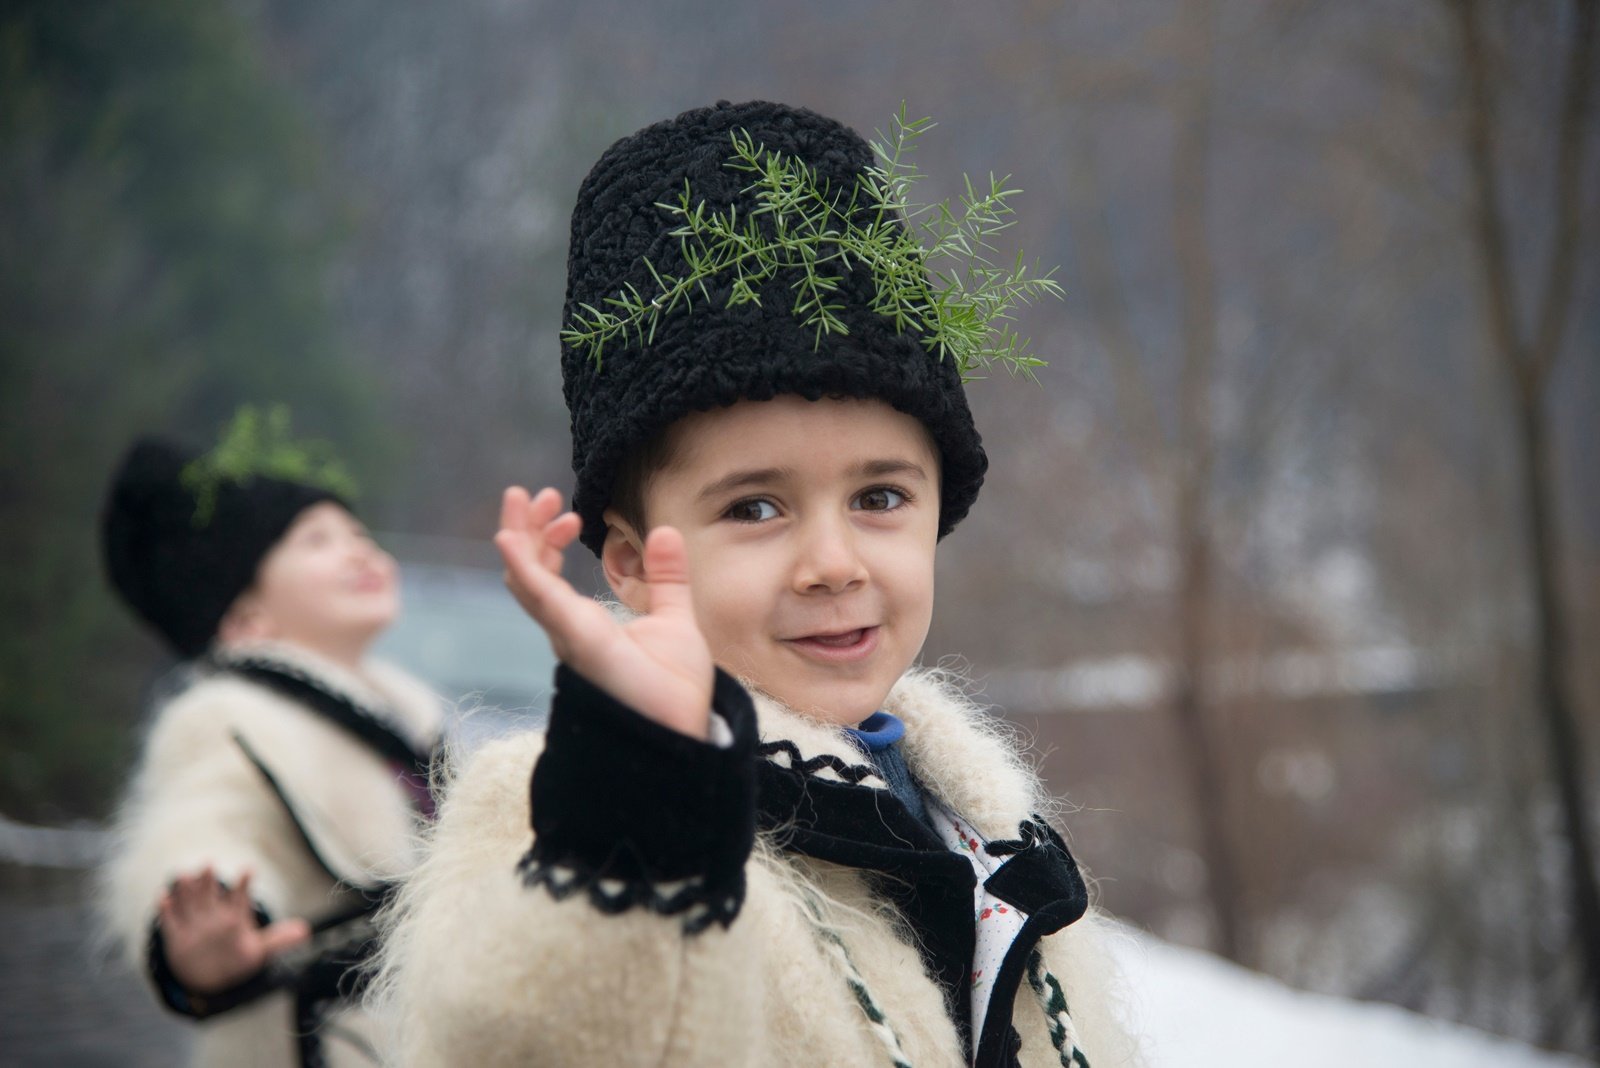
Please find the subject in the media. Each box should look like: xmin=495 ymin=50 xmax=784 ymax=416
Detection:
xmin=782 ymin=625 xmax=881 ymax=663
xmin=349 ymin=568 xmax=391 ymax=593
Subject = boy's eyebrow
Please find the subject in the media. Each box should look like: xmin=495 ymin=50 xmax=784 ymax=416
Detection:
xmin=696 ymin=458 xmax=931 ymax=503
xmin=850 ymin=458 xmax=931 ymax=482
xmin=695 ymin=466 xmax=797 ymax=502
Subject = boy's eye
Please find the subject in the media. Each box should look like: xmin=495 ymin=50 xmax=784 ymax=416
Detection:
xmin=853 ymin=487 xmax=908 ymax=512
xmin=725 ymin=498 xmax=779 ymax=523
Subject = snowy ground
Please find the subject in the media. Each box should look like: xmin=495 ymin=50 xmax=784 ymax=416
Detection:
xmin=1110 ymin=926 xmax=1589 ymax=1067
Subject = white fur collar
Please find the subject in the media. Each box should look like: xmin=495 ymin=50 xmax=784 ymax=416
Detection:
xmin=210 ymin=638 xmax=442 ymax=746
xmin=745 ymin=667 xmax=1047 ymax=840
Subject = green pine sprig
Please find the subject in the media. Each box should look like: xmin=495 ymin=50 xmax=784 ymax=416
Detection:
xmin=181 ymin=404 xmax=357 ymax=525
xmin=560 ymin=104 xmax=1063 ymax=382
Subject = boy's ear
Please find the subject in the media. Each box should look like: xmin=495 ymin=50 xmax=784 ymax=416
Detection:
xmin=600 ymin=509 xmax=650 ymax=615
xmin=216 ymin=589 xmax=273 ymax=645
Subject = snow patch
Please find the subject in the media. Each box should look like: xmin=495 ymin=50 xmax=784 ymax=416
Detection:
xmin=1112 ymin=928 xmax=1587 ymax=1066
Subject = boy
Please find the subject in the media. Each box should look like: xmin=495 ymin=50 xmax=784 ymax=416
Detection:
xmin=377 ymin=101 xmax=1137 ymax=1066
xmin=98 ymin=415 xmax=443 ymax=1067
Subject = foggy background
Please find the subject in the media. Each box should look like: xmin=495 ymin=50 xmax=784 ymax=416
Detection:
xmin=2 ymin=0 xmax=1597 ymax=1061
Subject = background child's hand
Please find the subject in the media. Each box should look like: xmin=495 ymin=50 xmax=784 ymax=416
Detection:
xmin=157 ymin=867 xmax=310 ymax=994
xmin=495 ymin=486 xmax=714 ymax=740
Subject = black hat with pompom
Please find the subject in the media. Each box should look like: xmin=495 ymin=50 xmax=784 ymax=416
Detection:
xmin=561 ymin=100 xmax=988 ymax=554
xmin=100 ymin=411 xmax=352 ymax=657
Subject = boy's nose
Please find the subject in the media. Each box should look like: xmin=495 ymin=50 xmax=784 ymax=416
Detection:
xmin=349 ymin=535 xmax=390 ymax=568
xmin=791 ymin=517 xmax=868 ymax=594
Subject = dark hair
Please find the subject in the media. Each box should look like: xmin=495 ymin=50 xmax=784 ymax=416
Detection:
xmin=605 ymin=426 xmax=680 ymax=540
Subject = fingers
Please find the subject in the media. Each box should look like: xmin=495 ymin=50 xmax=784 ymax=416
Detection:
xmin=166 ymin=878 xmax=190 ymax=923
xmin=541 ymin=511 xmax=583 ymax=569
xmin=222 ymin=870 xmax=258 ymax=922
xmin=258 ymin=918 xmax=312 ymax=959
xmin=499 ymin=484 xmax=529 ymax=533
xmin=496 ymin=487 xmax=592 ymax=634
xmin=642 ymin=526 xmax=695 ymax=619
xmin=168 ymin=866 xmax=212 ymax=921
xmin=167 ymin=866 xmax=258 ymax=928
xmin=498 ymin=486 xmax=581 ymax=577
xmin=229 ymin=869 xmax=253 ymax=906
xmin=158 ymin=891 xmax=179 ymax=930
xmin=500 ymin=486 xmax=565 ymax=540
xmin=166 ymin=874 xmax=196 ymax=924
xmin=523 ymin=485 xmax=565 ymax=530
xmin=495 ymin=528 xmax=569 ymax=612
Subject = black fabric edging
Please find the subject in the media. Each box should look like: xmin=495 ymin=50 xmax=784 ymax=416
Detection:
xmin=521 ymin=663 xmax=758 ymax=931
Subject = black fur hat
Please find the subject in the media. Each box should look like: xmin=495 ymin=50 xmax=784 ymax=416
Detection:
xmin=561 ymin=100 xmax=987 ymax=554
xmin=100 ymin=438 xmax=343 ymax=657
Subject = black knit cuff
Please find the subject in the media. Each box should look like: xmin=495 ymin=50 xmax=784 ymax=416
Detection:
xmin=519 ymin=664 xmax=757 ymax=933
xmin=146 ymin=898 xmax=280 ymax=1019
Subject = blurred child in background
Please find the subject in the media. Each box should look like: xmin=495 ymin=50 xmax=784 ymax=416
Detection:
xmin=97 ymin=410 xmax=442 ymax=1068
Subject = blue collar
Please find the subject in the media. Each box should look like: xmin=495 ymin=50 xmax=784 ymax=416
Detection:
xmin=845 ymin=710 xmax=905 ymax=753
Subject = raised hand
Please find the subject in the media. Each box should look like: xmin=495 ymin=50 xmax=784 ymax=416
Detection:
xmin=157 ymin=867 xmax=310 ymax=994
xmin=494 ymin=486 xmax=714 ymax=740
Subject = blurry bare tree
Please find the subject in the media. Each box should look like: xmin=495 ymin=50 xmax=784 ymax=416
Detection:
xmin=1011 ymin=0 xmax=1254 ymax=964
xmin=1448 ymin=0 xmax=1599 ymax=1048
xmin=1166 ymin=0 xmax=1246 ymax=965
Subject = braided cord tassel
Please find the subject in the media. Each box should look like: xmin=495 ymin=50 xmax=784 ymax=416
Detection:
xmin=801 ymin=890 xmax=914 ymax=1068
xmin=1026 ymin=949 xmax=1090 ymax=1068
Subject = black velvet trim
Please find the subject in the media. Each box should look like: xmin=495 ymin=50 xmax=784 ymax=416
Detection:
xmin=221 ymin=657 xmax=435 ymax=775
xmin=230 ymin=731 xmax=375 ymax=893
xmin=281 ymin=906 xmax=388 ymax=1068
xmin=521 ymin=664 xmax=757 ymax=932
xmin=146 ymin=895 xmax=279 ymax=1019
xmin=756 ymin=762 xmax=979 ymax=1046
xmin=755 ymin=740 xmax=881 ymax=785
xmin=297 ymin=999 xmax=332 ymax=1068
xmin=982 ymin=822 xmax=1089 ymax=921
xmin=293 ymin=930 xmax=381 ymax=1005
xmin=983 ymin=818 xmax=1054 ymax=857
xmin=972 ymin=894 xmax=1087 ymax=1068
xmin=517 ymin=855 xmax=742 ymax=936
xmin=970 ymin=822 xmax=1088 ymax=1066
xmin=757 ymin=759 xmax=1093 ymax=1061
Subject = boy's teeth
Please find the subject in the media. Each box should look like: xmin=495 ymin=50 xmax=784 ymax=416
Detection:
xmin=812 ymin=629 xmax=863 ymax=646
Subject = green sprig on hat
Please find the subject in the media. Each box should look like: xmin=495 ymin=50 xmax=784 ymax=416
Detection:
xmin=561 ymin=105 xmax=1063 ymax=382
xmin=181 ymin=404 xmax=357 ymax=526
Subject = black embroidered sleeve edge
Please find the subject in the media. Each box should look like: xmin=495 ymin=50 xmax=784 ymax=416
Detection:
xmin=521 ymin=665 xmax=758 ymax=933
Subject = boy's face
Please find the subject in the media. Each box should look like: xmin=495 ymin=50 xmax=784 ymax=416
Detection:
xmin=220 ymin=502 xmax=401 ymax=657
xmin=605 ymin=395 xmax=941 ymax=727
